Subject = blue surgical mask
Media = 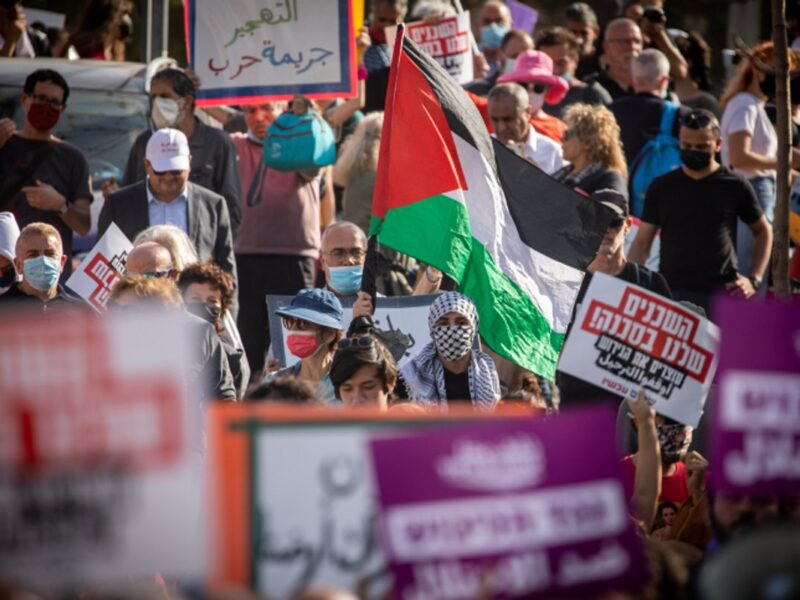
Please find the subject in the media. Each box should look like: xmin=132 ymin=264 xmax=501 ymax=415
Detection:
xmin=328 ymin=265 xmax=363 ymax=296
xmin=504 ymin=57 xmax=517 ymax=74
xmin=23 ymin=255 xmax=61 ymax=291
xmin=480 ymin=23 xmax=508 ymax=50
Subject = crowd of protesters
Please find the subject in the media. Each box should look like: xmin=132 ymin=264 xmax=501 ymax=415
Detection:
xmin=1 ymin=0 xmax=799 ymax=598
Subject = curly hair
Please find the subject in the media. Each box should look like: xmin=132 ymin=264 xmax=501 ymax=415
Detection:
xmin=177 ymin=262 xmax=235 ymax=333
xmin=110 ymin=274 xmax=183 ymax=309
xmin=562 ymin=103 xmax=628 ymax=178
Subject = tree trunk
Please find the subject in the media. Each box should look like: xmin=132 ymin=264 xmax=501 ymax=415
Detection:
xmin=772 ymin=0 xmax=791 ymax=296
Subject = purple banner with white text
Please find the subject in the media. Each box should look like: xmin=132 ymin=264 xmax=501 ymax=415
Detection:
xmin=711 ymin=296 xmax=800 ymax=495
xmin=368 ymin=406 xmax=647 ymax=599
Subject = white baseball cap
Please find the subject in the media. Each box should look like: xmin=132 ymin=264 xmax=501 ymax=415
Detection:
xmin=145 ymin=128 xmax=191 ymax=172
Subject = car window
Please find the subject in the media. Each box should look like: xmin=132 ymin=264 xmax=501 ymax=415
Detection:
xmin=0 ymin=87 xmax=149 ymax=188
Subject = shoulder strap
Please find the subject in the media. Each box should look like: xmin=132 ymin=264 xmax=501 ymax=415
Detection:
xmin=0 ymin=141 xmax=56 ymax=212
xmin=659 ymin=102 xmax=679 ymax=136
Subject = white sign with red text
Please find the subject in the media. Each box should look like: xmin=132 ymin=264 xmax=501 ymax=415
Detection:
xmin=66 ymin=222 xmax=131 ymax=312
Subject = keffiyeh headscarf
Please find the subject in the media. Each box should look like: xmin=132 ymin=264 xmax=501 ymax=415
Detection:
xmin=401 ymin=292 xmax=500 ymax=410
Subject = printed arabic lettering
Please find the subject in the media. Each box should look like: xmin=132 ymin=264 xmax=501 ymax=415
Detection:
xmin=297 ymin=47 xmax=334 ymax=74
xmin=225 ymin=0 xmax=299 ymax=48
xmin=208 ymin=57 xmax=229 ymax=76
xmin=230 ymin=55 xmax=263 ymax=80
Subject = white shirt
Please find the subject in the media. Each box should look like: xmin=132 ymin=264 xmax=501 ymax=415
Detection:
xmin=720 ymin=92 xmax=777 ymax=180
xmin=494 ymin=128 xmax=564 ymax=175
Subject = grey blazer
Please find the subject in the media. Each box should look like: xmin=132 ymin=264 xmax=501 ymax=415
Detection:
xmin=98 ymin=180 xmax=237 ymax=285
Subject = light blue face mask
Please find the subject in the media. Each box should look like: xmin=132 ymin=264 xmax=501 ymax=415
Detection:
xmin=480 ymin=23 xmax=508 ymax=50
xmin=23 ymin=255 xmax=61 ymax=291
xmin=328 ymin=265 xmax=363 ymax=296
xmin=504 ymin=57 xmax=517 ymax=74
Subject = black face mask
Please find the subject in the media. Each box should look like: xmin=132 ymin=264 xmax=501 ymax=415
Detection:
xmin=759 ymin=73 xmax=776 ymax=99
xmin=681 ymin=148 xmax=712 ymax=171
xmin=0 ymin=267 xmax=16 ymax=290
xmin=185 ymin=301 xmax=221 ymax=324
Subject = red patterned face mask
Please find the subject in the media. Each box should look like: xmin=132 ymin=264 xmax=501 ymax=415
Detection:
xmin=27 ymin=102 xmax=61 ymax=131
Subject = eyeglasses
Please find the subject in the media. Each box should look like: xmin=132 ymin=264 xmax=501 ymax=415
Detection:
xmin=282 ymin=317 xmax=316 ymax=331
xmin=140 ymin=269 xmax=172 ymax=279
xmin=29 ymin=93 xmax=64 ymax=110
xmin=680 ymin=112 xmax=715 ymax=130
xmin=152 ymin=169 xmax=184 ymax=177
xmin=325 ymin=247 xmax=366 ymax=260
xmin=606 ymin=37 xmax=642 ymax=46
xmin=530 ymin=82 xmax=550 ymax=94
xmin=337 ymin=335 xmax=376 ymax=350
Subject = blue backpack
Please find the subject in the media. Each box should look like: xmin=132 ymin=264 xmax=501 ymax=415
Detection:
xmin=263 ymin=111 xmax=336 ymax=172
xmin=629 ymin=102 xmax=682 ymax=217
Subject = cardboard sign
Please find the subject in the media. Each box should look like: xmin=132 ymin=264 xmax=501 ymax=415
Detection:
xmin=267 ymin=294 xmax=438 ymax=368
xmin=0 ymin=309 xmax=202 ymax=592
xmin=507 ymin=0 xmax=538 ymax=33
xmin=557 ymin=273 xmax=719 ymax=427
xmin=387 ymin=12 xmax=473 ymax=84
xmin=369 ymin=405 xmax=647 ymax=599
xmin=66 ymin=222 xmax=131 ymax=312
xmin=711 ymin=297 xmax=800 ymax=495
xmin=185 ymin=0 xmax=356 ymax=105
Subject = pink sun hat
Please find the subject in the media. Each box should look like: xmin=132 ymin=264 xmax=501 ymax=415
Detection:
xmin=497 ymin=50 xmax=569 ymax=105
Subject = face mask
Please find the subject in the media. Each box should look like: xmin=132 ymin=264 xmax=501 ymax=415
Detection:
xmin=681 ymin=148 xmax=712 ymax=171
xmin=23 ymin=255 xmax=61 ymax=291
xmin=480 ymin=23 xmax=508 ymax=50
xmin=657 ymin=421 xmax=693 ymax=464
xmin=0 ymin=267 xmax=16 ymax=294
xmin=369 ymin=26 xmax=387 ymax=45
xmin=562 ymin=72 xmax=573 ymax=83
xmin=433 ymin=324 xmax=474 ymax=362
xmin=528 ymin=91 xmax=545 ymax=113
xmin=504 ymin=58 xmax=518 ymax=74
xmin=287 ymin=330 xmax=321 ymax=359
xmin=792 ymin=77 xmax=800 ymax=103
xmin=151 ymin=97 xmax=183 ymax=129
xmin=27 ymin=102 xmax=61 ymax=131
xmin=185 ymin=301 xmax=221 ymax=324
xmin=759 ymin=73 xmax=775 ymax=98
xmin=328 ymin=265 xmax=363 ymax=296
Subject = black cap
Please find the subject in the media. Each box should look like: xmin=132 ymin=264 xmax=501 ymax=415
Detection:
xmin=592 ymin=188 xmax=629 ymax=218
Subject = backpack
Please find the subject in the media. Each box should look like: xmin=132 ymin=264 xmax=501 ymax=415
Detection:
xmin=263 ymin=111 xmax=336 ymax=172
xmin=628 ymin=102 xmax=682 ymax=218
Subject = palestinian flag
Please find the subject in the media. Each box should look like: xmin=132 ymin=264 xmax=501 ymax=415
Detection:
xmin=370 ymin=29 xmax=614 ymax=379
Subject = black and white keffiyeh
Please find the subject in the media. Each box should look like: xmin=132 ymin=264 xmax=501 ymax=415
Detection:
xmin=401 ymin=292 xmax=500 ymax=410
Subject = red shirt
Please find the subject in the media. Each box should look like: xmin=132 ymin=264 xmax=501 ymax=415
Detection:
xmin=621 ymin=455 xmax=690 ymax=506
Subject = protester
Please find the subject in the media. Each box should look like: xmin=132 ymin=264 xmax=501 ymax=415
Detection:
xmin=476 ymin=0 xmax=512 ymax=72
xmin=0 ymin=212 xmax=20 ymax=296
xmin=536 ymin=27 xmax=612 ymax=119
xmin=230 ymin=99 xmax=323 ymax=375
xmin=497 ymin=50 xmax=570 ymax=143
xmin=120 ymin=68 xmax=242 ymax=235
xmin=68 ymin=0 xmax=132 ymax=61
xmin=652 ymin=500 xmax=680 ymax=540
xmin=487 ymin=83 xmax=564 ymax=174
xmin=0 ymin=222 xmax=82 ymax=309
xmin=125 ymin=241 xmax=176 ymax=280
xmin=401 ymin=291 xmax=500 ymax=410
xmin=673 ymin=31 xmax=723 ymax=118
xmin=245 ymin=375 xmax=317 ymax=404
xmin=329 ymin=334 xmax=397 ymax=409
xmin=553 ymin=104 xmax=628 ymax=197
xmin=564 ymin=2 xmax=601 ymax=80
xmin=110 ymin=272 xmax=182 ymax=308
xmin=267 ymin=288 xmax=345 ymax=403
xmin=628 ymin=109 xmax=772 ymax=313
xmin=0 ymin=0 xmax=50 ymax=56
xmin=625 ymin=389 xmax=662 ymax=530
xmin=465 ymin=29 xmax=534 ymax=97
xmin=586 ymin=18 xmax=643 ymax=101
xmin=625 ymin=1 xmax=689 ymax=81
xmin=133 ymin=224 xmax=199 ymax=272
xmin=363 ymin=0 xmax=408 ymax=114
xmin=99 ymin=128 xmax=237 ymax=288
xmin=0 ymin=69 xmax=91 ymax=276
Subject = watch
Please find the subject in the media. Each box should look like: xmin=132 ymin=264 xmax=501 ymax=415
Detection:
xmin=58 ymin=201 xmax=69 ymax=215
xmin=747 ymin=275 xmax=762 ymax=289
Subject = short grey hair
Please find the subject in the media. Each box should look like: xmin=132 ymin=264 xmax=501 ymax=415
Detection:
xmin=133 ymin=225 xmax=199 ymax=271
xmin=321 ymin=221 xmax=367 ymax=250
xmin=487 ymin=82 xmax=529 ymax=110
xmin=410 ymin=0 xmax=456 ymax=19
xmin=632 ymin=48 xmax=670 ymax=90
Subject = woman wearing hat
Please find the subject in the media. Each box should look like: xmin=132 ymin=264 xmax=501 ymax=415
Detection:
xmin=268 ymin=288 xmax=345 ymax=403
xmin=497 ymin=49 xmax=570 ymax=143
xmin=401 ymin=292 xmax=500 ymax=411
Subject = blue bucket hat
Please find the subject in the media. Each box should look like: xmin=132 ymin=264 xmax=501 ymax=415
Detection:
xmin=275 ymin=288 xmax=344 ymax=330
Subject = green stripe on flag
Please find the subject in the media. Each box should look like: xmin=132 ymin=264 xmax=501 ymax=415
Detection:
xmin=372 ymin=195 xmax=565 ymax=377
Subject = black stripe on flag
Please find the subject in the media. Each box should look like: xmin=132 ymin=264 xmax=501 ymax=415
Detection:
xmin=493 ymin=139 xmax=615 ymax=271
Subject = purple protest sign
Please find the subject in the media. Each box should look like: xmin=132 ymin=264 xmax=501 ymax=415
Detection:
xmin=711 ymin=296 xmax=800 ymax=495
xmin=507 ymin=0 xmax=538 ymax=33
xmin=368 ymin=406 xmax=647 ymax=599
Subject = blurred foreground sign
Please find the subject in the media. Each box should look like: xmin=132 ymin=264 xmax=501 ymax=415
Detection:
xmin=369 ymin=405 xmax=647 ymax=599
xmin=711 ymin=297 xmax=800 ymax=495
xmin=0 ymin=309 xmax=202 ymax=591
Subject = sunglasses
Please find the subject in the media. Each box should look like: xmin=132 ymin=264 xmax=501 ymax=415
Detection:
xmin=530 ymin=82 xmax=550 ymax=95
xmin=680 ymin=112 xmax=715 ymax=129
xmin=140 ymin=269 xmax=172 ymax=279
xmin=152 ymin=169 xmax=184 ymax=177
xmin=282 ymin=317 xmax=316 ymax=331
xmin=337 ymin=335 xmax=376 ymax=350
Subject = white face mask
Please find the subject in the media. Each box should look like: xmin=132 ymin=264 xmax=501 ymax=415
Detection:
xmin=528 ymin=91 xmax=545 ymax=114
xmin=151 ymin=97 xmax=183 ymax=129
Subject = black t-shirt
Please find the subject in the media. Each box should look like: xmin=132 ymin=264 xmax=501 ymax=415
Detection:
xmin=642 ymin=166 xmax=763 ymax=292
xmin=0 ymin=136 xmax=92 ymax=268
xmin=444 ymin=368 xmax=471 ymax=404
xmin=586 ymin=70 xmax=632 ymax=102
xmin=556 ymin=263 xmax=672 ymax=405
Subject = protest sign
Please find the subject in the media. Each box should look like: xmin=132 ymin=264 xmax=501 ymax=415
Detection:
xmin=557 ymin=273 xmax=719 ymax=427
xmin=185 ymin=0 xmax=356 ymax=105
xmin=368 ymin=405 xmax=647 ymax=599
xmin=267 ymin=294 xmax=438 ymax=368
xmin=66 ymin=222 xmax=131 ymax=312
xmin=0 ymin=309 xmax=202 ymax=592
xmin=387 ymin=12 xmax=473 ymax=84
xmin=710 ymin=297 xmax=800 ymax=495
xmin=507 ymin=0 xmax=538 ymax=33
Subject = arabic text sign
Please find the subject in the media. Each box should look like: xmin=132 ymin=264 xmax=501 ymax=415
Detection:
xmin=711 ymin=297 xmax=800 ymax=495
xmin=268 ymin=294 xmax=437 ymax=368
xmin=557 ymin=273 xmax=719 ymax=427
xmin=369 ymin=405 xmax=647 ymax=599
xmin=387 ymin=12 xmax=473 ymax=84
xmin=186 ymin=0 xmax=356 ymax=105
xmin=0 ymin=309 xmax=202 ymax=591
xmin=66 ymin=222 xmax=131 ymax=313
